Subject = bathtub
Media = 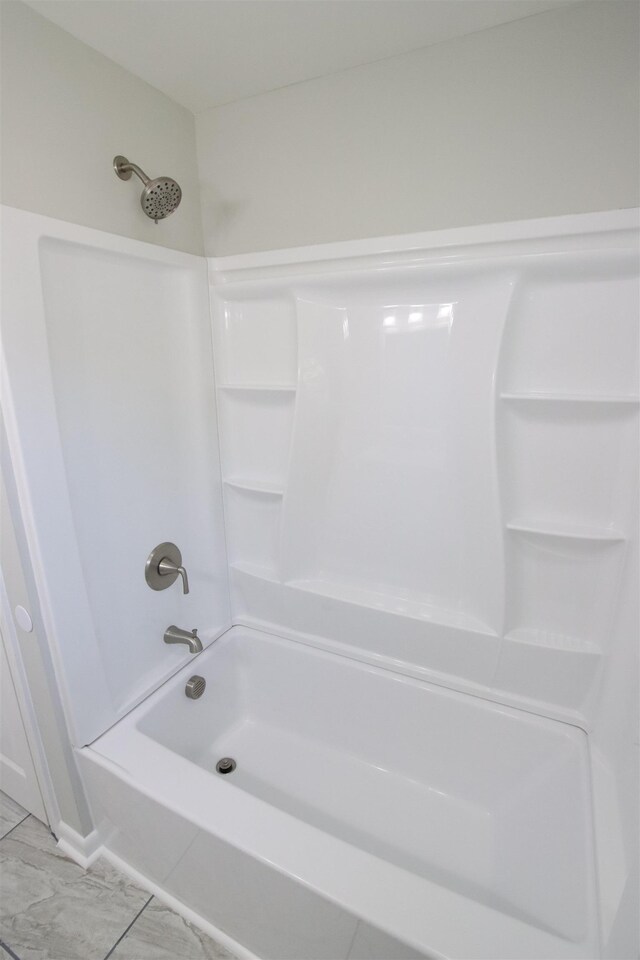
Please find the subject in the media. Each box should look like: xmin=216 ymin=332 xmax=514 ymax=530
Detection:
xmin=77 ymin=626 xmax=599 ymax=960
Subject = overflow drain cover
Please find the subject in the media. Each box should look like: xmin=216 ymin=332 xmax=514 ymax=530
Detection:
xmin=216 ymin=757 xmax=236 ymax=775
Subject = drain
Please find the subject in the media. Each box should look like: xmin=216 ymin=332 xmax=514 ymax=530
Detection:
xmin=216 ymin=757 xmax=236 ymax=775
xmin=185 ymin=675 xmax=206 ymax=699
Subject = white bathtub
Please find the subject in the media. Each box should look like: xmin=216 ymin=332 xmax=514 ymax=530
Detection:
xmin=78 ymin=626 xmax=599 ymax=959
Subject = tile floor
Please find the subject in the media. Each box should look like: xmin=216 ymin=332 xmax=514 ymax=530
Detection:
xmin=0 ymin=791 xmax=237 ymax=960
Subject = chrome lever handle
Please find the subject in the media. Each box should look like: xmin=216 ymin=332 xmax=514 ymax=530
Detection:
xmin=158 ymin=558 xmax=189 ymax=594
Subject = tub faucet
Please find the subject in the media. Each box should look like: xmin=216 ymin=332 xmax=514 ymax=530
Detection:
xmin=164 ymin=625 xmax=202 ymax=654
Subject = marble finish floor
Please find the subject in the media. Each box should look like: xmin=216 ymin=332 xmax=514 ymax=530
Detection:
xmin=0 ymin=791 xmax=237 ymax=960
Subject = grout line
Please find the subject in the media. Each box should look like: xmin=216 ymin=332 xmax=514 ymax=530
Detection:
xmin=0 ymin=813 xmax=30 ymax=843
xmin=102 ymin=896 xmax=153 ymax=960
xmin=0 ymin=939 xmax=22 ymax=960
xmin=345 ymin=919 xmax=361 ymax=960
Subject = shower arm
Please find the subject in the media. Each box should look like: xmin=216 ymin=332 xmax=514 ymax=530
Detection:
xmin=113 ymin=156 xmax=151 ymax=186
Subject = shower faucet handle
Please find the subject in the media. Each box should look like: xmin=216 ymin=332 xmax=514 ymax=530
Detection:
xmin=145 ymin=542 xmax=190 ymax=595
xmin=158 ymin=557 xmax=190 ymax=595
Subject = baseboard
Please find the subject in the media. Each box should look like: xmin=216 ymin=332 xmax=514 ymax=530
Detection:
xmin=55 ymin=820 xmax=103 ymax=869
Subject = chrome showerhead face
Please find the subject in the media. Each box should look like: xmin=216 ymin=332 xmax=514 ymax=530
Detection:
xmin=141 ymin=177 xmax=182 ymax=222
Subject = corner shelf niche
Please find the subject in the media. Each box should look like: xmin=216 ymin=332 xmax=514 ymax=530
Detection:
xmin=506 ymin=520 xmax=625 ymax=543
xmin=503 ymin=628 xmax=601 ymax=656
xmin=223 ymin=477 xmax=285 ymax=496
xmin=500 ymin=392 xmax=639 ymax=405
xmin=219 ymin=383 xmax=297 ymax=393
xmin=216 ymin=388 xmax=296 ymax=487
xmin=214 ymin=295 xmax=298 ymax=583
xmin=496 ymin=264 xmax=638 ymax=707
xmin=223 ymin=485 xmax=283 ymax=579
xmin=503 ymin=518 xmax=626 ymax=658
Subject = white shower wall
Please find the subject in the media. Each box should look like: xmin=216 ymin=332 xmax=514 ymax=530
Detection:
xmin=210 ymin=213 xmax=639 ymax=730
xmin=207 ymin=212 xmax=639 ymax=956
xmin=1 ymin=205 xmax=638 ymax=957
xmin=2 ymin=208 xmax=230 ymax=747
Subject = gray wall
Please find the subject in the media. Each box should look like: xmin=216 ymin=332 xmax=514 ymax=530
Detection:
xmin=196 ymin=1 xmax=640 ymax=256
xmin=4 ymin=1 xmax=637 ymax=259
xmin=0 ymin=1 xmax=203 ymax=256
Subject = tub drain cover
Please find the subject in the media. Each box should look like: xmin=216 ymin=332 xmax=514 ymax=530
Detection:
xmin=216 ymin=757 xmax=236 ymax=775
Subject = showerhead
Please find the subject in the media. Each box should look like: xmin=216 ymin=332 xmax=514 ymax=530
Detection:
xmin=114 ymin=156 xmax=182 ymax=223
xmin=140 ymin=177 xmax=182 ymax=222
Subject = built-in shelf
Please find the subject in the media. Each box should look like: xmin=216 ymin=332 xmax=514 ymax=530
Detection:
xmin=500 ymin=391 xmax=639 ymax=405
xmin=505 ymin=628 xmax=602 ymax=656
xmin=230 ymin=560 xmax=280 ymax=583
xmin=229 ymin=564 xmax=496 ymax=636
xmin=506 ymin=520 xmax=625 ymax=543
xmin=286 ymin=578 xmax=496 ymax=637
xmin=224 ymin=477 xmax=285 ymax=496
xmin=219 ymin=383 xmax=297 ymax=393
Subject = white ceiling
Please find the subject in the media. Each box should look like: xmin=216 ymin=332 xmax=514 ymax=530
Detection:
xmin=25 ymin=0 xmax=574 ymax=114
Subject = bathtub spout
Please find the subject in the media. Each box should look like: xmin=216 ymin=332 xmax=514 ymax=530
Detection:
xmin=164 ymin=625 xmax=202 ymax=654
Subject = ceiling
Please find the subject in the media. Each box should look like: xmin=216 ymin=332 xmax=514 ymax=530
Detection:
xmin=24 ymin=0 xmax=575 ymax=114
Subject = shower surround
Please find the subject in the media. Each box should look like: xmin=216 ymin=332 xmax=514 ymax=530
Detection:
xmin=1 ymin=205 xmax=638 ymax=960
